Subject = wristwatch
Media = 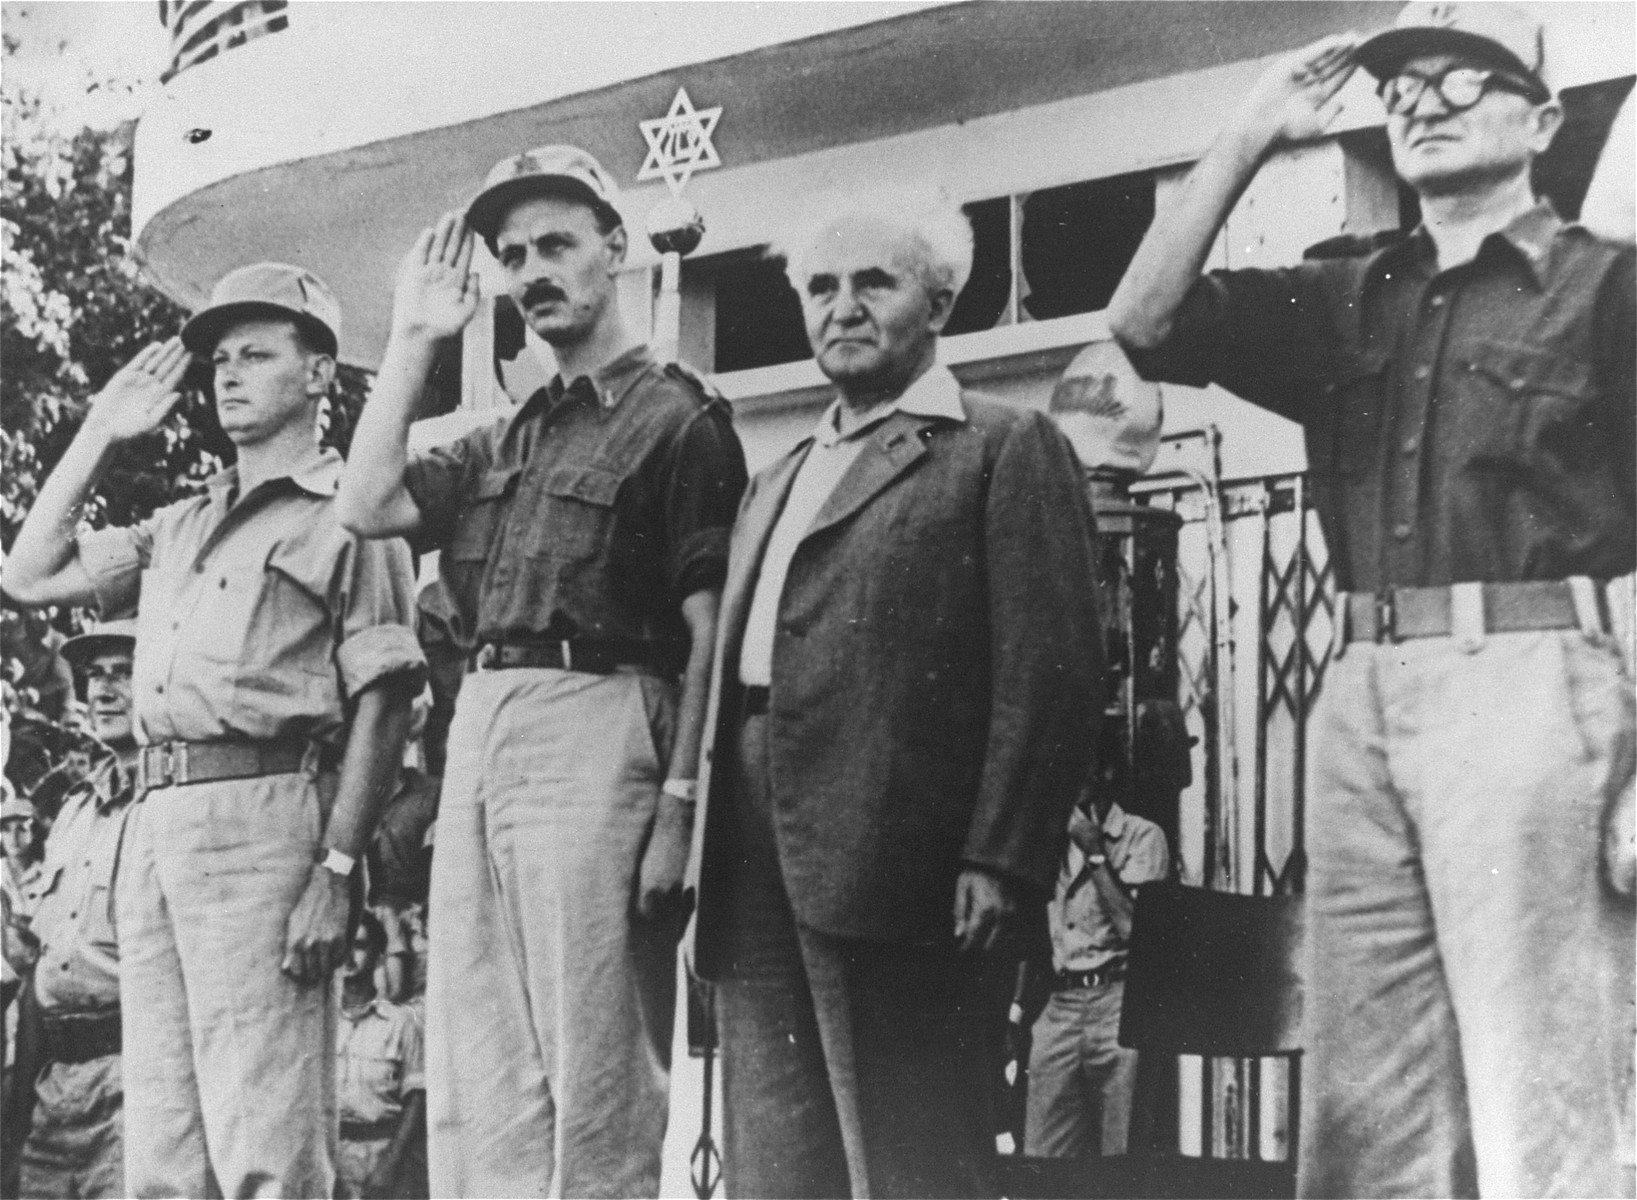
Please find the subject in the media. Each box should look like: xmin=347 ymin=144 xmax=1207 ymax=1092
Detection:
xmin=661 ymin=779 xmax=698 ymax=803
xmin=318 ymin=847 xmax=357 ymax=878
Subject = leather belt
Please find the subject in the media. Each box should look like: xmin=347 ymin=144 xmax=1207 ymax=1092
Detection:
xmin=137 ymin=738 xmax=309 ymax=794
xmin=742 ymin=685 xmax=771 ymax=717
xmin=1053 ymin=963 xmax=1127 ymax=992
xmin=468 ymin=638 xmax=656 ymax=676
xmin=41 ymin=1010 xmax=121 ymax=1064
xmin=1340 ymin=578 xmax=1609 ymax=646
xmin=340 ymin=1117 xmax=398 ymax=1141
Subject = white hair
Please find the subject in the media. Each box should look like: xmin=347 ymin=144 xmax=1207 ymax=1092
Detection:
xmin=775 ymin=189 xmax=974 ymax=301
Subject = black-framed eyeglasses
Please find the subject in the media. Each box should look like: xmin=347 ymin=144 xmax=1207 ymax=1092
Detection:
xmin=1378 ymin=66 xmax=1540 ymax=116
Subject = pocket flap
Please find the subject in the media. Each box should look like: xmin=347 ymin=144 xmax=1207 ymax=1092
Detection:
xmin=1464 ymin=339 xmax=1592 ymax=398
xmin=544 ymin=466 xmax=623 ymax=507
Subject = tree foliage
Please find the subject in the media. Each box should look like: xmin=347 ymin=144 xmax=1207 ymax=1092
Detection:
xmin=1 ymin=48 xmax=369 ymax=722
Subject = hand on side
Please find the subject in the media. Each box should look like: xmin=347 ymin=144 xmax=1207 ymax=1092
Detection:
xmin=281 ymin=865 xmax=351 ymax=984
xmin=953 ymin=867 xmax=1017 ymax=954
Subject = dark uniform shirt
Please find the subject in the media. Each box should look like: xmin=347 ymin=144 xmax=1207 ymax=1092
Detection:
xmin=404 ymin=345 xmax=747 ymax=672
xmin=1124 ymin=204 xmax=1635 ymax=592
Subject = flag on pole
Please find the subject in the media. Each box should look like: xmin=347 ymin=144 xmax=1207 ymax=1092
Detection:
xmin=157 ymin=0 xmax=290 ymax=82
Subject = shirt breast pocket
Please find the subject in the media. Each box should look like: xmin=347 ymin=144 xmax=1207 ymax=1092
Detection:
xmin=1459 ymin=339 xmax=1596 ymax=466
xmin=1310 ymin=350 xmax=1389 ymax=480
xmin=536 ymin=465 xmax=624 ymax=559
xmin=449 ymin=468 xmax=520 ymax=564
xmin=191 ymin=554 xmax=268 ymax=669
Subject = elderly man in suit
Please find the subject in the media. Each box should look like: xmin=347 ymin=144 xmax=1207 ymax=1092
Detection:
xmin=689 ymin=193 xmax=1104 ymax=1198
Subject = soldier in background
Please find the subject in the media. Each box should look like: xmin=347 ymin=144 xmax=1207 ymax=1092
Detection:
xmin=3 ymin=264 xmax=425 ymax=1197
xmin=8 ymin=621 xmax=139 ymax=1199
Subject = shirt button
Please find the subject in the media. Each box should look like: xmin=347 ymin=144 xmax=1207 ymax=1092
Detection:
xmin=1429 ymin=295 xmax=1446 ymax=308
xmin=218 ymin=578 xmax=228 ymax=589
xmin=1402 ymin=437 xmax=1419 ymax=454
xmin=1413 ymin=365 xmax=1432 ymax=381
xmin=1393 ymin=523 xmax=1414 ymax=540
xmin=155 ymin=684 xmax=164 ymax=694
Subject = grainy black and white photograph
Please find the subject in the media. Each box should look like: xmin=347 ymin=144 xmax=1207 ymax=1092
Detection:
xmin=0 ymin=2 xmax=1632 ymax=1198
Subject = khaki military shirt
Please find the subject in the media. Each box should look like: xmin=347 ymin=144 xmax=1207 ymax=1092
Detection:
xmin=28 ymin=758 xmax=132 ymax=1014
xmin=77 ymin=450 xmax=425 ymax=744
xmin=337 ymin=997 xmax=425 ymax=1126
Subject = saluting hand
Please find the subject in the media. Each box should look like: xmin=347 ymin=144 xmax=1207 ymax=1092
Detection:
xmin=80 ymin=337 xmax=191 ymax=444
xmin=391 ymin=211 xmax=481 ymax=342
xmin=1234 ymin=33 xmax=1361 ymax=150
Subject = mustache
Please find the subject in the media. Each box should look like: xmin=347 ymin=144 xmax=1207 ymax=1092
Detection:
xmin=521 ymin=281 xmax=568 ymax=308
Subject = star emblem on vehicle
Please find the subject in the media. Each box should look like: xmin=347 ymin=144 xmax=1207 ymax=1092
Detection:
xmin=638 ymin=88 xmax=722 ymax=195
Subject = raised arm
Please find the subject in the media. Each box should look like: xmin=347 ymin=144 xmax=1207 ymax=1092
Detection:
xmin=1106 ymin=34 xmax=1360 ymax=350
xmin=338 ymin=212 xmax=481 ymax=539
xmin=4 ymin=339 xmax=190 ymax=608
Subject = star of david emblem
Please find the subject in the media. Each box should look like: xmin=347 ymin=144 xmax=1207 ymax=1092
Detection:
xmin=638 ymin=88 xmax=722 ymax=195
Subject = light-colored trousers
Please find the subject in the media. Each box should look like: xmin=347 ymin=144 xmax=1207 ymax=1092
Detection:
xmin=20 ymin=1053 xmax=123 ymax=1199
xmin=1297 ymin=628 xmax=1635 ymax=1199
xmin=425 ymin=668 xmax=678 ymax=1198
xmin=1024 ymin=981 xmax=1138 ymax=1158
xmin=118 ymin=772 xmax=338 ymax=1199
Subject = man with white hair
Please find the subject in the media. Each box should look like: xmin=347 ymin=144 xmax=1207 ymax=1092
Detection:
xmin=690 ymin=192 xmax=1103 ymax=1197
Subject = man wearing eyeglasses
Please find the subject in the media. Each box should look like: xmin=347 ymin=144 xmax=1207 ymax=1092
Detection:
xmin=1108 ymin=4 xmax=1634 ymax=1197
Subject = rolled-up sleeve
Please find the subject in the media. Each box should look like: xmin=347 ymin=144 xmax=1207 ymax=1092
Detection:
xmin=662 ymin=404 xmax=747 ymax=600
xmin=1119 ymin=823 xmax=1171 ymax=888
xmin=402 ymin=430 xmax=486 ymax=555
xmin=333 ymin=534 xmax=427 ymax=700
xmin=75 ymin=520 xmax=155 ymax=619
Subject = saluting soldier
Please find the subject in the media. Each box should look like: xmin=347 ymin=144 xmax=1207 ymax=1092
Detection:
xmin=340 ymin=146 xmax=747 ymax=1197
xmin=4 ymin=264 xmax=426 ymax=1198
xmin=1107 ymin=5 xmax=1635 ymax=1195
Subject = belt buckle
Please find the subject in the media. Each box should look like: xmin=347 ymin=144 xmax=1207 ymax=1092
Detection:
xmin=140 ymin=743 xmax=172 ymax=791
xmin=559 ymin=640 xmax=573 ymax=672
xmin=1375 ymin=589 xmax=1397 ymax=644
xmin=475 ymin=643 xmax=497 ymax=671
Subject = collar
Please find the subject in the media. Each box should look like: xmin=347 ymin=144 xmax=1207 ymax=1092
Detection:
xmin=812 ymin=363 xmax=966 ymax=448
xmin=341 ymin=993 xmax=385 ymax=1021
xmin=204 ymin=447 xmax=344 ymax=500
xmin=535 ymin=344 xmax=656 ymax=414
xmin=1376 ymin=200 xmax=1562 ymax=290
xmin=1100 ymin=801 xmax=1130 ymax=840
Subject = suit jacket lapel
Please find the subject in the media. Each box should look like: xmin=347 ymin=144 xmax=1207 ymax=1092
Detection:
xmin=803 ymin=411 xmax=932 ymax=543
xmin=720 ymin=444 xmax=809 ymax=654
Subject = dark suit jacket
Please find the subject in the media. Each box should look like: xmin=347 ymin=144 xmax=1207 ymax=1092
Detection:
xmin=690 ymin=388 xmax=1103 ymax=977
